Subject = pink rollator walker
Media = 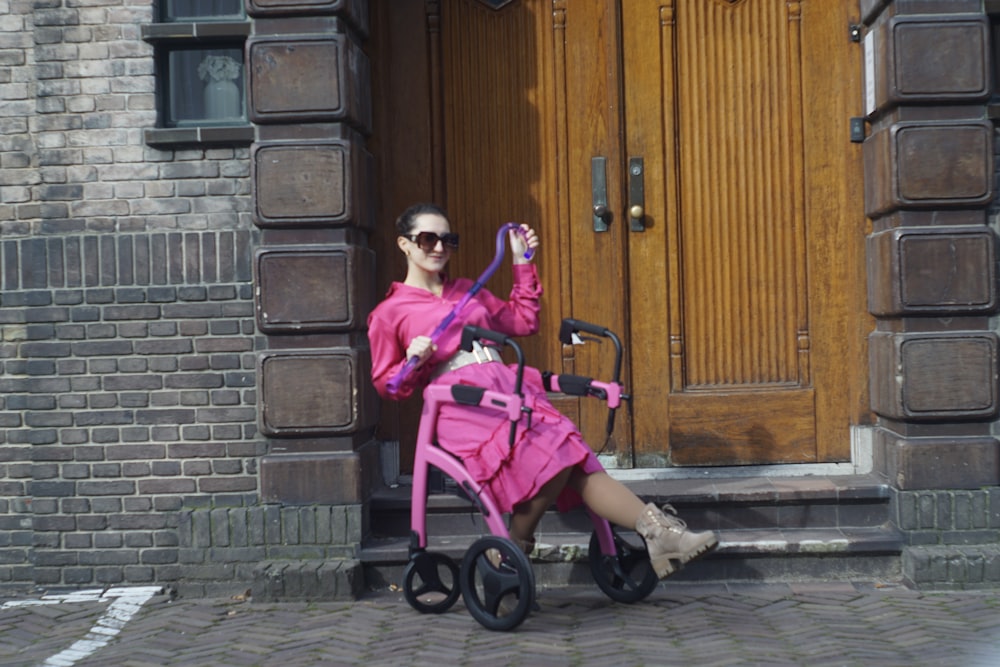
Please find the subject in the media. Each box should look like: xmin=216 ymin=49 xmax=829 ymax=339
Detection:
xmin=388 ymin=226 xmax=658 ymax=631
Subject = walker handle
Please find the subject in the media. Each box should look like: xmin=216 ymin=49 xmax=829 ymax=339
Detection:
xmin=559 ymin=318 xmax=610 ymax=344
xmin=555 ymin=318 xmax=626 ymax=437
xmin=460 ymin=325 xmax=508 ymax=350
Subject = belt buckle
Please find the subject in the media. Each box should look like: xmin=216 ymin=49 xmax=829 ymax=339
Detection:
xmin=471 ymin=340 xmax=487 ymax=364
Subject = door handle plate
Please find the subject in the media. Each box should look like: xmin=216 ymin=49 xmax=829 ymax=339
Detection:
xmin=628 ymin=157 xmax=645 ymax=232
xmin=591 ymin=156 xmax=610 ymax=232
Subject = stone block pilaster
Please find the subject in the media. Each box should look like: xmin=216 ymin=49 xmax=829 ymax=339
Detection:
xmin=245 ymin=3 xmax=377 ymax=518
xmin=861 ymin=0 xmax=1000 ymax=492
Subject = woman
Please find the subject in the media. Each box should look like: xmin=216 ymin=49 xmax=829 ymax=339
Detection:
xmin=367 ymin=202 xmax=717 ymax=579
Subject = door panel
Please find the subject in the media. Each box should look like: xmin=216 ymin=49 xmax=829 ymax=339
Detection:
xmin=584 ymin=0 xmax=865 ymax=466
xmin=625 ymin=0 xmax=822 ymax=465
xmin=555 ymin=0 xmax=631 ymax=449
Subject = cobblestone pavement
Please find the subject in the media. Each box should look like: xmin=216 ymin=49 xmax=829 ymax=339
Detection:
xmin=2 ymin=582 xmax=999 ymax=667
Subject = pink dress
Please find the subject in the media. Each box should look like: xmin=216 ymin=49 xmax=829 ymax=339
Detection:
xmin=367 ymin=264 xmax=603 ymax=513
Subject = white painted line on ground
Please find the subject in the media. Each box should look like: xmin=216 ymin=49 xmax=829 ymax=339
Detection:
xmin=2 ymin=589 xmax=106 ymax=608
xmin=2 ymin=586 xmax=161 ymax=667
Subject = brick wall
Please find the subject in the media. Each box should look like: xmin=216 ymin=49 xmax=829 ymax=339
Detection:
xmin=895 ymin=488 xmax=1000 ymax=547
xmin=0 ymin=1 xmax=276 ymax=591
xmin=895 ymin=488 xmax=1000 ymax=589
xmin=1 ymin=1 xmax=253 ymax=235
xmin=0 ymin=232 xmax=267 ymax=589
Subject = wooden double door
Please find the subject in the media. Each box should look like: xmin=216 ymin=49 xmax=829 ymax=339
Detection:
xmin=371 ymin=0 xmax=868 ymax=468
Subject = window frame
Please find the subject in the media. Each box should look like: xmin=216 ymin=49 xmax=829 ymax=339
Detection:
xmin=142 ymin=7 xmax=253 ymax=147
xmin=158 ymin=0 xmax=246 ymax=23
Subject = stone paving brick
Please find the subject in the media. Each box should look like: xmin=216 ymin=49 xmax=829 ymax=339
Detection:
xmin=2 ymin=583 xmax=998 ymax=667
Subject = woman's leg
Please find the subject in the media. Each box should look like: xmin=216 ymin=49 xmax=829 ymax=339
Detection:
xmin=507 ymin=466 xmax=717 ymax=579
xmin=508 ymin=467 xmax=650 ymax=544
xmin=569 ymin=468 xmax=718 ymax=579
xmin=567 ymin=468 xmax=646 ymax=528
xmin=508 ymin=466 xmax=572 ymax=549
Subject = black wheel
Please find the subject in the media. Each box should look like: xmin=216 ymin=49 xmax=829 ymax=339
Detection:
xmin=459 ymin=536 xmax=535 ymax=631
xmin=402 ymin=551 xmax=461 ymax=614
xmin=588 ymin=529 xmax=659 ymax=603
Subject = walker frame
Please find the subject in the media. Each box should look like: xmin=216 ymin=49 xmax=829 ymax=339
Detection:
xmin=401 ymin=319 xmax=658 ymax=631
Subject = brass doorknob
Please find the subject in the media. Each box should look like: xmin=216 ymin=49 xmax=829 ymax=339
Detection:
xmin=629 ymin=205 xmax=644 ymax=219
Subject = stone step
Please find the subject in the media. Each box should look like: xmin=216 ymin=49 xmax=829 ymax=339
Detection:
xmin=251 ymin=523 xmax=904 ymax=601
xmin=360 ymin=473 xmax=903 ymax=589
xmin=359 ymin=526 xmax=904 ymax=590
xmin=367 ymin=473 xmax=894 ymax=538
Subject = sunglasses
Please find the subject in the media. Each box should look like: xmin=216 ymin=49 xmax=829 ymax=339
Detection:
xmin=404 ymin=231 xmax=460 ymax=252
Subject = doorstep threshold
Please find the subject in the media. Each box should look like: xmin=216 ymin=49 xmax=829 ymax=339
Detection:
xmin=603 ymin=461 xmax=863 ymax=482
xmin=393 ymin=461 xmax=879 ymax=492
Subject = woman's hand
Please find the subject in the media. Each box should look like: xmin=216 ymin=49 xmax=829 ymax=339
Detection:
xmin=510 ymin=224 xmax=539 ymax=265
xmin=406 ymin=335 xmax=437 ymax=369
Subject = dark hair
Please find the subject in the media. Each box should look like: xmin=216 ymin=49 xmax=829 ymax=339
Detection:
xmin=395 ymin=203 xmax=449 ymax=237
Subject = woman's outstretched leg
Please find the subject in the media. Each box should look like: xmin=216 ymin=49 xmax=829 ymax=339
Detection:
xmin=569 ymin=469 xmax=718 ymax=579
xmin=567 ymin=468 xmax=646 ymax=526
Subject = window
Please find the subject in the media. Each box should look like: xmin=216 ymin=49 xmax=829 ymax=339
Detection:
xmin=164 ymin=47 xmax=245 ymax=127
xmin=142 ymin=1 xmax=253 ymax=146
xmin=161 ymin=0 xmax=244 ymax=22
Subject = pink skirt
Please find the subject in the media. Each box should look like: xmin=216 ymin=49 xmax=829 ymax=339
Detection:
xmin=432 ymin=362 xmax=604 ymax=514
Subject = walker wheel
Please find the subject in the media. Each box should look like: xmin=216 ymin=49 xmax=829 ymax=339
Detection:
xmin=589 ymin=529 xmax=659 ymax=603
xmin=459 ymin=535 xmax=535 ymax=631
xmin=402 ymin=551 xmax=461 ymax=614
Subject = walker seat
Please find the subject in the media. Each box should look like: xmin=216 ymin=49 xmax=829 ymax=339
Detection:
xmin=401 ymin=319 xmax=658 ymax=631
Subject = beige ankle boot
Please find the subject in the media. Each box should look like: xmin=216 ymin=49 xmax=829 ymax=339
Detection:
xmin=635 ymin=503 xmax=718 ymax=579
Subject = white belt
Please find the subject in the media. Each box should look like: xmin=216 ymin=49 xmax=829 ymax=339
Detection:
xmin=431 ymin=343 xmax=502 ymax=378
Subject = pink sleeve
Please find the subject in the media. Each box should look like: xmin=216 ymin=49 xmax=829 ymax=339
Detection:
xmin=476 ymin=264 xmax=543 ymax=336
xmin=367 ymin=304 xmax=434 ymax=401
xmin=367 ymin=265 xmax=543 ymax=400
